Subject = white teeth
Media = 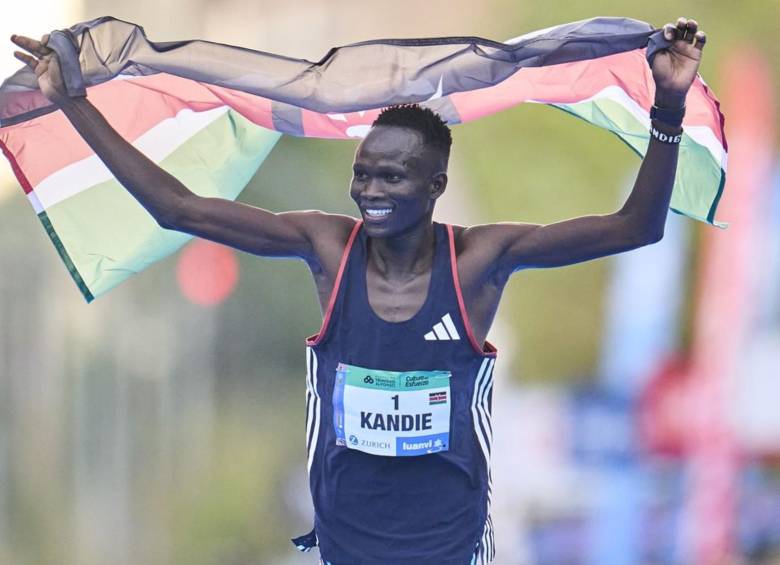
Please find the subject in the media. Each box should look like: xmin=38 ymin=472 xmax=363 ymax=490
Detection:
xmin=365 ymin=208 xmax=393 ymax=217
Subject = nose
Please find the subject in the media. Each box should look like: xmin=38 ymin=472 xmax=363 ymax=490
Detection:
xmin=361 ymin=177 xmax=385 ymax=199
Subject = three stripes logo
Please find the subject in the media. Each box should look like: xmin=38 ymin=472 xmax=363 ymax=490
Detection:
xmin=424 ymin=313 xmax=460 ymax=341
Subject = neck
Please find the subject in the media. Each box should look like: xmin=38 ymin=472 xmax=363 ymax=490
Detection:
xmin=367 ymin=220 xmax=436 ymax=279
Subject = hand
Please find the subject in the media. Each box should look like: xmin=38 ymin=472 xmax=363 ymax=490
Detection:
xmin=651 ymin=17 xmax=707 ymax=108
xmin=11 ymin=34 xmax=69 ymax=105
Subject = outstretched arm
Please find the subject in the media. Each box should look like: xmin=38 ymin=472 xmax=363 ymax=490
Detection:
xmin=461 ymin=17 xmax=707 ymax=279
xmin=10 ymin=34 xmax=352 ymax=264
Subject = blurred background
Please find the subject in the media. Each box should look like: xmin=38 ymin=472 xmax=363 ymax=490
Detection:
xmin=1 ymin=1 xmax=778 ymax=564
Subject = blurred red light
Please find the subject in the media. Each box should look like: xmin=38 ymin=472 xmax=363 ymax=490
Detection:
xmin=176 ymin=239 xmax=239 ymax=306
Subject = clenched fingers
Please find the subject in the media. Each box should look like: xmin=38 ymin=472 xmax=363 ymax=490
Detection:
xmin=663 ymin=18 xmax=707 ymax=49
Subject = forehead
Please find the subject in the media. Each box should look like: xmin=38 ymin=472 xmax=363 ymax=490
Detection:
xmin=354 ymin=126 xmax=426 ymax=166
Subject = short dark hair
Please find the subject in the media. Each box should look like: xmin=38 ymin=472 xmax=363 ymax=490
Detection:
xmin=372 ymin=104 xmax=452 ymax=161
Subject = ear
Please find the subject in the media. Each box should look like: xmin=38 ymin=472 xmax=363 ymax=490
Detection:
xmin=430 ymin=172 xmax=448 ymax=200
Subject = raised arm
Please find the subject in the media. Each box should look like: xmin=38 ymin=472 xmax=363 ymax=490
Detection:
xmin=10 ymin=34 xmax=353 ymax=265
xmin=460 ymin=17 xmax=707 ymax=280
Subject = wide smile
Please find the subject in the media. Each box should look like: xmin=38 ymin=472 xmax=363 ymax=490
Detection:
xmin=362 ymin=207 xmax=395 ymax=221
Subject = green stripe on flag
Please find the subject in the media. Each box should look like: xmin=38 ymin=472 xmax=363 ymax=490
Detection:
xmin=38 ymin=210 xmax=95 ymax=302
xmin=41 ymin=108 xmax=281 ymax=300
xmin=706 ymin=171 xmax=727 ymax=225
xmin=551 ymin=98 xmax=726 ymax=228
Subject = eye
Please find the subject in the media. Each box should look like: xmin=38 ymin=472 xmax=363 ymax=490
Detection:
xmin=353 ymin=170 xmax=369 ymax=181
xmin=385 ymin=173 xmax=402 ymax=183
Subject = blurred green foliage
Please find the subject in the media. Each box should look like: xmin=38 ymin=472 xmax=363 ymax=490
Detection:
xmin=167 ymin=392 xmax=303 ymax=564
xmin=456 ymin=105 xmax=632 ymax=380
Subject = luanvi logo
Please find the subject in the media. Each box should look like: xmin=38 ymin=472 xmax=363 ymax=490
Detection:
xmin=424 ymin=313 xmax=460 ymax=341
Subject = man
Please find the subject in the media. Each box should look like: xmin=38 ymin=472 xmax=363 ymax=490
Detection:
xmin=11 ymin=16 xmax=705 ymax=564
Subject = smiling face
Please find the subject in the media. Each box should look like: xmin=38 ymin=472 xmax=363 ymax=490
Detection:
xmin=350 ymin=125 xmax=447 ymax=238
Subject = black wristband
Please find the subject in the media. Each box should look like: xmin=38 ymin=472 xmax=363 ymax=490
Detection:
xmin=650 ymin=124 xmax=683 ymax=144
xmin=650 ymin=104 xmax=685 ymax=128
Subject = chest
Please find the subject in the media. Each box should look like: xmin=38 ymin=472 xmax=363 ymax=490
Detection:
xmin=311 ymin=229 xmax=503 ymax=348
xmin=364 ymin=265 xmax=432 ymax=323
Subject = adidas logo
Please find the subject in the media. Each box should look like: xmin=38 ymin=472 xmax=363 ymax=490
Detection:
xmin=424 ymin=313 xmax=461 ymax=341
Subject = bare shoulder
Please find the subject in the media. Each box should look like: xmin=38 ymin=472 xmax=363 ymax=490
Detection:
xmin=294 ymin=210 xmax=359 ymax=275
xmin=292 ymin=211 xmax=359 ymax=312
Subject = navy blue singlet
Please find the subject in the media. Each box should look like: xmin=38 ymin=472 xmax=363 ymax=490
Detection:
xmin=294 ymin=220 xmax=497 ymax=565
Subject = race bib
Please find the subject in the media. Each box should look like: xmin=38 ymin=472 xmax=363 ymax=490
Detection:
xmin=333 ymin=362 xmax=451 ymax=457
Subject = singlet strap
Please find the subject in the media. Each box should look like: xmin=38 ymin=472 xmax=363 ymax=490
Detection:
xmin=306 ymin=219 xmax=362 ymax=346
xmin=445 ymin=224 xmax=498 ymax=357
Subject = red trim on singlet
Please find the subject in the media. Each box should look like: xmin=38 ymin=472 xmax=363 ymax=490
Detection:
xmin=306 ymin=219 xmax=363 ymax=346
xmin=446 ymin=224 xmax=498 ymax=357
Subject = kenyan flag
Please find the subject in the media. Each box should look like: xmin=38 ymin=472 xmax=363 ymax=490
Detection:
xmin=0 ymin=16 xmax=727 ymax=301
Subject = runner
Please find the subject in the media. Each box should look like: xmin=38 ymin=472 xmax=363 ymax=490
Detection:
xmin=10 ymin=16 xmax=706 ymax=564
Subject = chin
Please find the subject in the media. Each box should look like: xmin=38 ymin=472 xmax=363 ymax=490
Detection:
xmin=361 ymin=221 xmax=394 ymax=238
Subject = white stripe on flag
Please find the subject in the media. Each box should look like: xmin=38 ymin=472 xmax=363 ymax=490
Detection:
xmin=32 ymin=106 xmax=229 ymax=211
xmin=536 ymin=85 xmax=726 ymax=166
xmin=27 ymin=191 xmax=44 ymax=214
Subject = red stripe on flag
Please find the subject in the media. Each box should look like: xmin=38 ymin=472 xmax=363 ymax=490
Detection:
xmin=0 ymin=73 xmax=276 ymax=189
xmin=449 ymin=49 xmax=724 ymax=146
xmin=0 ymin=136 xmax=34 ymax=195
